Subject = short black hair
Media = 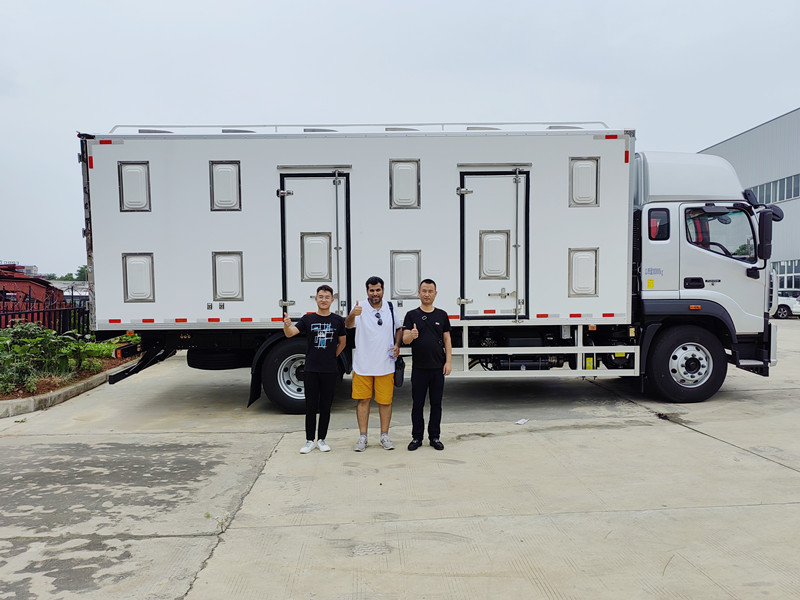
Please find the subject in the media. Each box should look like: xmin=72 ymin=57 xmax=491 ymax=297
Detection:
xmin=419 ymin=278 xmax=437 ymax=289
xmin=365 ymin=276 xmax=384 ymax=290
xmin=316 ymin=284 xmax=334 ymax=296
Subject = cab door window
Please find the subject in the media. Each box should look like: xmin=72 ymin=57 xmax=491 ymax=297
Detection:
xmin=684 ymin=206 xmax=756 ymax=263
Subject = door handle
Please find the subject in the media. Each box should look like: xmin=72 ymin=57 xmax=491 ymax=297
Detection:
xmin=488 ymin=287 xmax=516 ymax=299
xmin=683 ymin=277 xmax=705 ymax=289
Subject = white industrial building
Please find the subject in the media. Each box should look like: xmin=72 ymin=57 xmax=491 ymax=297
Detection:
xmin=701 ymin=107 xmax=800 ymax=290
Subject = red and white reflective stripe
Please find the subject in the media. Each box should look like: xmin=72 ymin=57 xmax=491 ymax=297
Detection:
xmin=98 ymin=140 xmax=113 ymax=145
xmin=484 ymin=309 xmax=496 ymax=314
xmin=240 ymin=317 xmax=253 ymax=322
xmin=175 ymin=318 xmax=187 ymax=323
xmin=536 ymin=314 xmax=549 ymax=318
xmin=142 ymin=318 xmax=155 ymax=323
xmin=602 ymin=313 xmax=615 ymax=318
xmin=569 ymin=314 xmax=582 ymax=318
xmin=447 ymin=315 xmax=458 ymax=320
xmin=88 ymin=156 xmax=94 ymax=169
xmin=271 ymin=317 xmax=283 ymax=322
xmin=208 ymin=318 xmax=220 ymax=322
xmin=109 ymin=319 xmax=121 ymax=324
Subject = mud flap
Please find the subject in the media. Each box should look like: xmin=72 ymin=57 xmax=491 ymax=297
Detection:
xmin=108 ymin=346 xmax=176 ymax=384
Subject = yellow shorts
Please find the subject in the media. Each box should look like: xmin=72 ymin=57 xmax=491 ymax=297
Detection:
xmin=352 ymin=372 xmax=394 ymax=405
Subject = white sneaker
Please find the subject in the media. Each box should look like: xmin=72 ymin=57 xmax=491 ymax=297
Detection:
xmin=317 ymin=439 xmax=331 ymax=452
xmin=300 ymin=440 xmax=315 ymax=454
xmin=354 ymin=434 xmax=368 ymax=452
xmin=380 ymin=433 xmax=395 ymax=450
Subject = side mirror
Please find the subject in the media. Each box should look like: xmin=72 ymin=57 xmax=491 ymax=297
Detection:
xmin=758 ymin=210 xmax=773 ymax=260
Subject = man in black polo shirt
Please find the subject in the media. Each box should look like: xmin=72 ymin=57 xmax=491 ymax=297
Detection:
xmin=402 ymin=279 xmax=452 ymax=451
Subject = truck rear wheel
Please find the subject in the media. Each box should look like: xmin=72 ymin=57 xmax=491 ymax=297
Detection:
xmin=647 ymin=325 xmax=727 ymax=403
xmin=261 ymin=339 xmax=307 ymax=414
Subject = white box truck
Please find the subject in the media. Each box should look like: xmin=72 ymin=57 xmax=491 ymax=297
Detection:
xmin=77 ymin=122 xmax=782 ymax=412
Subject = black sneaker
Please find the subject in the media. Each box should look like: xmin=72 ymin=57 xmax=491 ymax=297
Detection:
xmin=430 ymin=438 xmax=444 ymax=451
xmin=407 ymin=439 xmax=422 ymax=451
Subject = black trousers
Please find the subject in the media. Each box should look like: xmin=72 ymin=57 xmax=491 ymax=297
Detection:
xmin=411 ymin=368 xmax=444 ymax=441
xmin=304 ymin=371 xmax=338 ymax=441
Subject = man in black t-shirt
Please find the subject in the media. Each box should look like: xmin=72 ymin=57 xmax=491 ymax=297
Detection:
xmin=283 ymin=285 xmax=346 ymax=454
xmin=402 ymin=279 xmax=452 ymax=451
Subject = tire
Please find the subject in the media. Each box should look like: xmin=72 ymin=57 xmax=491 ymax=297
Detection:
xmin=261 ymin=338 xmax=307 ymax=414
xmin=646 ymin=325 xmax=727 ymax=403
xmin=187 ymin=349 xmax=250 ymax=370
xmin=774 ymin=305 xmax=791 ymax=319
xmin=600 ymin=352 xmax=634 ymax=370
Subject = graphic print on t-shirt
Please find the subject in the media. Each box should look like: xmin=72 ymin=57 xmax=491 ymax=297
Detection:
xmin=311 ymin=322 xmax=336 ymax=349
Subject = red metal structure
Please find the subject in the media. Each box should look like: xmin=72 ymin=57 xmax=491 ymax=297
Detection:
xmin=0 ymin=264 xmax=65 ymax=310
xmin=0 ymin=265 xmax=88 ymax=333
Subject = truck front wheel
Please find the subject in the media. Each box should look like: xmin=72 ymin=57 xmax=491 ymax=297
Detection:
xmin=261 ymin=339 xmax=307 ymax=414
xmin=774 ymin=305 xmax=791 ymax=319
xmin=647 ymin=325 xmax=727 ymax=403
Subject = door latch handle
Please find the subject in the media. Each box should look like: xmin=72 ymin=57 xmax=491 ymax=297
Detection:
xmin=683 ymin=277 xmax=705 ymax=289
xmin=488 ymin=287 xmax=516 ymax=299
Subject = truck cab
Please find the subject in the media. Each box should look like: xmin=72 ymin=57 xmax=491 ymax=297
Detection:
xmin=636 ymin=152 xmax=780 ymax=401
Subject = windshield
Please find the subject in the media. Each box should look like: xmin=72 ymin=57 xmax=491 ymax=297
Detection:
xmin=685 ymin=206 xmax=756 ymax=263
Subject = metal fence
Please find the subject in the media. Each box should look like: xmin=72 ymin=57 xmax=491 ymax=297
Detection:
xmin=0 ymin=306 xmax=90 ymax=336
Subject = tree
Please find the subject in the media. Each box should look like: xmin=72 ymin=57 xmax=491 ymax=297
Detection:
xmin=75 ymin=265 xmax=88 ymax=281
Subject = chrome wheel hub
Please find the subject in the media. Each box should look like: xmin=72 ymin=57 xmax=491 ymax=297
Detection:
xmin=668 ymin=342 xmax=712 ymax=388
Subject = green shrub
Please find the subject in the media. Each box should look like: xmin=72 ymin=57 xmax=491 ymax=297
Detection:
xmin=0 ymin=322 xmax=108 ymax=394
xmin=84 ymin=342 xmax=116 ymax=358
xmin=80 ymin=358 xmax=104 ymax=374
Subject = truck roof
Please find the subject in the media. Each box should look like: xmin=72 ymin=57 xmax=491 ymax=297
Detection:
xmin=638 ymin=151 xmax=745 ymax=204
xmin=102 ymin=121 xmax=620 ymax=137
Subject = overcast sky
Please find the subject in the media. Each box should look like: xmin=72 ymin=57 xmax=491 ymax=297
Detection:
xmin=2 ymin=0 xmax=798 ymax=276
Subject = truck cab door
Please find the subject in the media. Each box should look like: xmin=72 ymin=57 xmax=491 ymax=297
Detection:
xmin=679 ymin=203 xmax=764 ymax=333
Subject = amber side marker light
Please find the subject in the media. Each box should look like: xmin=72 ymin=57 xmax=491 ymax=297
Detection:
xmin=689 ymin=305 xmax=702 ymax=311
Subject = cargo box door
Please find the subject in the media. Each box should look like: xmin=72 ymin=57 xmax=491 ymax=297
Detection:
xmin=279 ymin=172 xmax=350 ymax=316
xmin=459 ymin=171 xmax=529 ymax=320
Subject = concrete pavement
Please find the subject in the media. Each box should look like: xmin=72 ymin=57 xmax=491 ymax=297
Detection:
xmin=1 ymin=320 xmax=799 ymax=599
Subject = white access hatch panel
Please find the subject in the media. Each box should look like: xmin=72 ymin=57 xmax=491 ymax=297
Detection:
xmin=301 ymin=233 xmax=332 ymax=282
xmin=569 ymin=249 xmax=598 ymax=296
xmin=210 ymin=162 xmax=241 ymax=210
xmin=391 ymin=250 xmax=421 ymax=298
xmin=122 ymin=253 xmax=154 ymax=302
xmin=118 ymin=162 xmax=151 ymax=211
xmin=213 ymin=252 xmax=243 ymax=300
xmin=390 ymin=160 xmax=420 ymax=208
xmin=570 ymin=158 xmax=598 ymax=206
xmin=480 ymin=230 xmax=510 ymax=279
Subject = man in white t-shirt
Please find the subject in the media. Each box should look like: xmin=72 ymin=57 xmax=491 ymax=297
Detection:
xmin=345 ymin=276 xmax=402 ymax=451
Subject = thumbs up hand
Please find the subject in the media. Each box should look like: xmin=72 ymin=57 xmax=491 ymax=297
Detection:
xmin=350 ymin=300 xmax=362 ymax=317
xmin=410 ymin=323 xmax=419 ymax=339
xmin=283 ymin=311 xmax=292 ymax=328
